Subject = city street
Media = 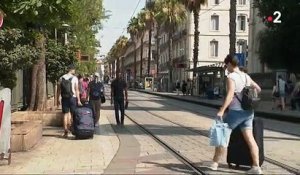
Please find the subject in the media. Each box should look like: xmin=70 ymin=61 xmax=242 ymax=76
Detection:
xmin=122 ymin=89 xmax=300 ymax=174
xmin=0 ymin=87 xmax=299 ymax=174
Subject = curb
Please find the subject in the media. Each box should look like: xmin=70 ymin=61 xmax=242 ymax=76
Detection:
xmin=134 ymin=89 xmax=300 ymax=123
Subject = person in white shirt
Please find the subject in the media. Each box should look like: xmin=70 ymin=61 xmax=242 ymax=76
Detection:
xmin=207 ymin=55 xmax=263 ymax=174
xmin=57 ymin=64 xmax=82 ymax=138
xmin=277 ymin=75 xmax=286 ymax=110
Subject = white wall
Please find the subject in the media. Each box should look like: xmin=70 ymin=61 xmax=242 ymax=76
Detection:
xmin=187 ymin=0 xmax=250 ymax=68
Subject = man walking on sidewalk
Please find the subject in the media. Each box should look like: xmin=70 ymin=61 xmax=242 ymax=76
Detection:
xmin=57 ymin=64 xmax=82 ymax=137
xmin=111 ymin=72 xmax=128 ymax=125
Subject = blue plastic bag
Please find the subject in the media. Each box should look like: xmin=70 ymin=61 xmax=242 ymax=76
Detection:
xmin=209 ymin=119 xmax=231 ymax=147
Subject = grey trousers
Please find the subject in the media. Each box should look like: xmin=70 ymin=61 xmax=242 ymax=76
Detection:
xmin=90 ymin=99 xmax=101 ymax=124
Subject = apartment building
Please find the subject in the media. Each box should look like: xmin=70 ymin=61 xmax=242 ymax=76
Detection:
xmin=156 ymin=0 xmax=250 ymax=92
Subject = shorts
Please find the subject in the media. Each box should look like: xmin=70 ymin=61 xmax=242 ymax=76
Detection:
xmin=61 ymin=97 xmax=77 ymax=114
xmin=223 ymin=110 xmax=254 ymax=130
xmin=279 ymin=90 xmax=285 ymax=97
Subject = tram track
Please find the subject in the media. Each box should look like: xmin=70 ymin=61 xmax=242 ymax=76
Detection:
xmin=132 ymin=89 xmax=300 ymax=124
xmin=125 ymin=114 xmax=206 ymax=175
xmin=133 ymin=91 xmax=300 ymax=137
xmin=126 ymin=95 xmax=299 ymax=175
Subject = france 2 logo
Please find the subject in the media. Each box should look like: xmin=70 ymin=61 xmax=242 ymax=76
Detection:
xmin=266 ymin=11 xmax=282 ymax=24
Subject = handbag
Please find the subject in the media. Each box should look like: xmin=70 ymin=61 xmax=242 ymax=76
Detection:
xmin=209 ymin=119 xmax=231 ymax=147
xmin=273 ymin=91 xmax=280 ymax=98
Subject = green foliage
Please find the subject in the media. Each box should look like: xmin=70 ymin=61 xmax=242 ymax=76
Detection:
xmin=76 ymin=60 xmax=98 ymax=76
xmin=46 ymin=39 xmax=78 ymax=84
xmin=68 ymin=0 xmax=107 ymax=57
xmin=154 ymin=0 xmax=187 ymax=30
xmin=0 ymin=29 xmax=39 ymax=89
xmin=254 ymin=0 xmax=300 ymax=73
xmin=180 ymin=0 xmax=208 ymax=12
xmin=107 ymin=36 xmax=128 ymax=63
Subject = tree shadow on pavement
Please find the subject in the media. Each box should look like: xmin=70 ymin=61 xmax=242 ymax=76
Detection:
xmin=138 ymin=161 xmax=195 ymax=174
xmin=95 ymin=124 xmax=209 ymax=137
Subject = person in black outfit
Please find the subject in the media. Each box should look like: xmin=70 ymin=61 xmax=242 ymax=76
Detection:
xmin=111 ymin=73 xmax=128 ymax=125
xmin=181 ymin=80 xmax=187 ymax=96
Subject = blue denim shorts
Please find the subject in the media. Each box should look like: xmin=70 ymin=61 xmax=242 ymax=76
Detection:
xmin=223 ymin=110 xmax=254 ymax=130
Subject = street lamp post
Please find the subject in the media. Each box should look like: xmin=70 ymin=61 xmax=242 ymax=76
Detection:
xmin=62 ymin=23 xmax=70 ymax=45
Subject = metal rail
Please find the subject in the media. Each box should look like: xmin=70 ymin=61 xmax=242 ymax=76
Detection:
xmin=125 ymin=113 xmax=206 ymax=175
xmin=129 ymin=100 xmax=299 ymax=175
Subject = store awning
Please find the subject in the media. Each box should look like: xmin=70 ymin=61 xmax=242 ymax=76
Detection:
xmin=186 ymin=62 xmax=225 ymax=73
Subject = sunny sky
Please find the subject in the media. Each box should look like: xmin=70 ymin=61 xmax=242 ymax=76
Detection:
xmin=96 ymin=0 xmax=146 ymax=56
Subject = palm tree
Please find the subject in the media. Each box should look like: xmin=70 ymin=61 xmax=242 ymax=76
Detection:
xmin=115 ymin=36 xmax=128 ymax=75
xmin=144 ymin=0 xmax=157 ymax=77
xmin=136 ymin=11 xmax=147 ymax=81
xmin=127 ymin=17 xmax=139 ymax=83
xmin=155 ymin=0 xmax=186 ymax=92
xmin=181 ymin=0 xmax=207 ymax=78
xmin=107 ymin=36 xmax=128 ymax=77
xmin=229 ymin=0 xmax=236 ymax=56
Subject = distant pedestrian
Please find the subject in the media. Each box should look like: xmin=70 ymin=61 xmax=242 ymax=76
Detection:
xmin=187 ymin=79 xmax=192 ymax=95
xmin=291 ymin=81 xmax=300 ymax=110
xmin=79 ymin=75 xmax=89 ymax=103
xmin=277 ymin=75 xmax=286 ymax=110
xmin=111 ymin=73 xmax=128 ymax=125
xmin=181 ymin=80 xmax=187 ymax=95
xmin=176 ymin=80 xmax=180 ymax=95
xmin=206 ymin=55 xmax=263 ymax=174
xmin=88 ymin=72 xmax=104 ymax=127
xmin=57 ymin=64 xmax=82 ymax=138
xmin=271 ymin=83 xmax=280 ymax=110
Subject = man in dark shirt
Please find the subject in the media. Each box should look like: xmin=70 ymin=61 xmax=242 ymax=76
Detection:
xmin=111 ymin=73 xmax=128 ymax=125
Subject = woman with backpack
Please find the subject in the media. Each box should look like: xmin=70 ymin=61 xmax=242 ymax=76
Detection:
xmin=206 ymin=55 xmax=263 ymax=174
xmin=88 ymin=72 xmax=104 ymax=127
xmin=78 ymin=75 xmax=89 ymax=103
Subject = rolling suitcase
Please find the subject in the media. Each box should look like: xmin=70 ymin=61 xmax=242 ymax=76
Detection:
xmin=227 ymin=118 xmax=264 ymax=168
xmin=72 ymin=105 xmax=95 ymax=139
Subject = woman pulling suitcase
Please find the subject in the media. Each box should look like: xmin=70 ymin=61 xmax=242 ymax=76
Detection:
xmin=207 ymin=55 xmax=263 ymax=174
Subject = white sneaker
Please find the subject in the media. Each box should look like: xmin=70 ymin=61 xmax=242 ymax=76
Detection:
xmin=247 ymin=166 xmax=263 ymax=174
xmin=204 ymin=161 xmax=218 ymax=171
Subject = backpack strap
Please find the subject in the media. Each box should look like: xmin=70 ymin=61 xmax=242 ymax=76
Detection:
xmin=234 ymin=72 xmax=247 ymax=101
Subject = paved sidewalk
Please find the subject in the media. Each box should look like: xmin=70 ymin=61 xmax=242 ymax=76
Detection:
xmin=0 ymin=113 xmax=119 ymax=174
xmin=102 ymin=100 xmax=194 ymax=174
xmin=135 ymin=89 xmax=300 ymax=123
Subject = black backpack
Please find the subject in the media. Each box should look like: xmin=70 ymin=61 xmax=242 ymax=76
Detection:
xmin=61 ymin=77 xmax=73 ymax=98
xmin=235 ymin=74 xmax=259 ymax=110
xmin=90 ymin=81 xmax=104 ymax=100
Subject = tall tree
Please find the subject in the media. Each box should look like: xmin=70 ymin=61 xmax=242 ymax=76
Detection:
xmin=107 ymin=36 xmax=128 ymax=77
xmin=68 ymin=0 xmax=107 ymax=57
xmin=145 ymin=1 xmax=156 ymax=77
xmin=254 ymin=0 xmax=300 ymax=73
xmin=155 ymin=0 xmax=186 ymax=92
xmin=181 ymin=0 xmax=208 ymax=77
xmin=127 ymin=17 xmax=140 ymax=83
xmin=229 ymin=0 xmax=237 ymax=56
xmin=46 ymin=39 xmax=78 ymax=107
xmin=137 ymin=11 xmax=147 ymax=81
xmin=1 ymin=0 xmax=106 ymax=110
xmin=0 ymin=29 xmax=38 ymax=89
xmin=2 ymin=0 xmax=74 ymax=111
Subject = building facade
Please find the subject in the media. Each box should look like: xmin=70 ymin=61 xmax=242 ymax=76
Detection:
xmin=156 ymin=0 xmax=250 ymax=92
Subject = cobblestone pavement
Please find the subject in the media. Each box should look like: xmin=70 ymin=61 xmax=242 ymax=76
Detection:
xmin=126 ymin=91 xmax=299 ymax=174
xmin=102 ymin=103 xmax=194 ymax=174
xmin=0 ymin=113 xmax=119 ymax=174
